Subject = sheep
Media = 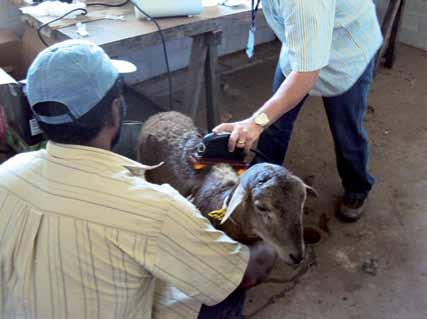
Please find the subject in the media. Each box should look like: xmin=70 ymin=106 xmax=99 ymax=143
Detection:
xmin=138 ymin=111 xmax=310 ymax=264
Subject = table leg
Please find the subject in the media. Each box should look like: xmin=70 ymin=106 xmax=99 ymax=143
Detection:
xmin=375 ymin=0 xmax=403 ymax=71
xmin=205 ymin=31 xmax=222 ymax=130
xmin=183 ymin=34 xmax=209 ymax=121
xmin=383 ymin=0 xmax=406 ymax=69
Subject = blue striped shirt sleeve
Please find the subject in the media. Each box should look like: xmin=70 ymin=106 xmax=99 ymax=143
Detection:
xmin=282 ymin=0 xmax=336 ymax=72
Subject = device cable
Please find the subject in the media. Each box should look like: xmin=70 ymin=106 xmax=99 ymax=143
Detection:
xmin=88 ymin=0 xmax=173 ymax=109
xmin=130 ymin=0 xmax=172 ymax=110
xmin=86 ymin=0 xmax=130 ymax=7
xmin=37 ymin=8 xmax=88 ymax=47
xmin=249 ymin=148 xmax=274 ymax=163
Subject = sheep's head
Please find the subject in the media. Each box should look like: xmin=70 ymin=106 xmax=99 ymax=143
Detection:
xmin=222 ymin=163 xmax=312 ymax=265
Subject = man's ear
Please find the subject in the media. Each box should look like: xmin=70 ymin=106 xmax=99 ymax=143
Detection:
xmin=111 ymin=97 xmax=121 ymax=128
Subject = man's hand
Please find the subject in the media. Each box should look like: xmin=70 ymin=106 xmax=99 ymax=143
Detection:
xmin=212 ymin=117 xmax=264 ymax=153
xmin=239 ymin=241 xmax=277 ymax=289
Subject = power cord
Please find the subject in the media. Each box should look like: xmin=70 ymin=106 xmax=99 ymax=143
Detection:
xmin=249 ymin=148 xmax=273 ymax=163
xmin=130 ymin=0 xmax=172 ymax=110
xmin=36 ymin=1 xmax=173 ymax=110
xmin=86 ymin=0 xmax=130 ymax=7
xmin=37 ymin=8 xmax=88 ymax=47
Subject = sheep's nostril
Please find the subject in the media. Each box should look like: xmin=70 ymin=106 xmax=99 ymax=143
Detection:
xmin=289 ymin=253 xmax=303 ymax=264
xmin=303 ymin=226 xmax=322 ymax=245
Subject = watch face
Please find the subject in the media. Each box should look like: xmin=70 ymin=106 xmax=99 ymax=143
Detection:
xmin=255 ymin=113 xmax=269 ymax=126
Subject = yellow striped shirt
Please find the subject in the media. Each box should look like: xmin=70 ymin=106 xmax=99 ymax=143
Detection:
xmin=262 ymin=0 xmax=383 ymax=96
xmin=0 ymin=142 xmax=249 ymax=319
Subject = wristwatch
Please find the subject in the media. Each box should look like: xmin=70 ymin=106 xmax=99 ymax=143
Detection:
xmin=253 ymin=112 xmax=270 ymax=128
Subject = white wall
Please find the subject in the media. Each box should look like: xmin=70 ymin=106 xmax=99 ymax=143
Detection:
xmin=399 ymin=0 xmax=427 ymax=50
xmin=0 ymin=0 xmax=24 ymax=35
xmin=375 ymin=0 xmax=427 ymax=51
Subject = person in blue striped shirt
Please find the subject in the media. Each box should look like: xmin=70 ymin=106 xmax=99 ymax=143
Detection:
xmin=214 ymin=0 xmax=383 ymax=222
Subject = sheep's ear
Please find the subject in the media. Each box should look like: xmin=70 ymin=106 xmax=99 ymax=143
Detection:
xmin=221 ymin=184 xmax=247 ymax=224
xmin=293 ymin=175 xmax=318 ymax=198
xmin=304 ymin=184 xmax=318 ymax=198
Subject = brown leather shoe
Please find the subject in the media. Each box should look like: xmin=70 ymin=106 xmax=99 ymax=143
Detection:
xmin=336 ymin=195 xmax=368 ymax=222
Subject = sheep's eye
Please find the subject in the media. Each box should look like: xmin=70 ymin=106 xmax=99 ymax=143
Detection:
xmin=256 ymin=178 xmax=269 ymax=187
xmin=255 ymin=203 xmax=269 ymax=212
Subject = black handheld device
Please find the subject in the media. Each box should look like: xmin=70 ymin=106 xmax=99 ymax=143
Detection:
xmin=195 ymin=132 xmax=246 ymax=163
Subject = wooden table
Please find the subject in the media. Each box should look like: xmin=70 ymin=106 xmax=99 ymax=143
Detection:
xmin=20 ymin=2 xmax=259 ymax=129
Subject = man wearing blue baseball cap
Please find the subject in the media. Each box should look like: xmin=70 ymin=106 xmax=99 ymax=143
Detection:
xmin=0 ymin=40 xmax=276 ymax=319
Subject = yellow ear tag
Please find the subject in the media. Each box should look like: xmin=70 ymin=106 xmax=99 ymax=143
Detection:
xmin=208 ymin=207 xmax=227 ymax=221
xmin=207 ymin=196 xmax=229 ymax=221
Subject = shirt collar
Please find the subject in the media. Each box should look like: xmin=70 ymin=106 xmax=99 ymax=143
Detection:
xmin=46 ymin=141 xmax=163 ymax=176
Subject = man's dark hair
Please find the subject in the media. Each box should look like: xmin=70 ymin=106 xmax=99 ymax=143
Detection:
xmin=33 ymin=78 xmax=124 ymax=145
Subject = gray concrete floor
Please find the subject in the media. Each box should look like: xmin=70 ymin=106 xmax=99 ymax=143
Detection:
xmin=213 ymin=43 xmax=427 ymax=319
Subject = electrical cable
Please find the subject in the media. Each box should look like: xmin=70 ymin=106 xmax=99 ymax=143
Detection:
xmin=86 ymin=0 xmax=172 ymax=109
xmin=86 ymin=0 xmax=130 ymax=7
xmin=249 ymin=148 xmax=273 ymax=163
xmin=37 ymin=8 xmax=88 ymax=47
xmin=130 ymin=0 xmax=173 ymax=110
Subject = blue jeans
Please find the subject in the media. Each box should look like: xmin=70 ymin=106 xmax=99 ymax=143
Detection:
xmin=198 ymin=288 xmax=246 ymax=319
xmin=255 ymin=59 xmax=376 ymax=199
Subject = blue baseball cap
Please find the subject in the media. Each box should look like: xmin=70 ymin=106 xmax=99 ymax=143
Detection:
xmin=26 ymin=40 xmax=136 ymax=125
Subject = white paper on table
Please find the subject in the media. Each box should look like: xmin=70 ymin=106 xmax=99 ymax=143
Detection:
xmin=21 ymin=1 xmax=86 ymax=18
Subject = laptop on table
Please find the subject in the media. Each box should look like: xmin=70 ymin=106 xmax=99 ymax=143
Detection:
xmin=134 ymin=0 xmax=204 ymax=19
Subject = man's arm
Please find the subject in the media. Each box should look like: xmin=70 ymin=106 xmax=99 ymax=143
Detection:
xmin=253 ymin=70 xmax=319 ymax=125
xmin=213 ymin=70 xmax=319 ymax=152
xmin=145 ymin=193 xmax=255 ymax=306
